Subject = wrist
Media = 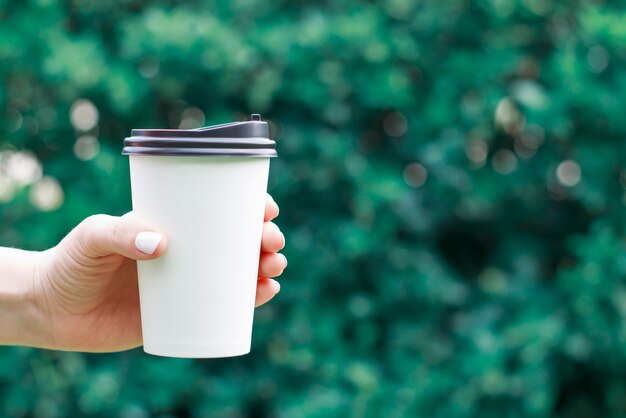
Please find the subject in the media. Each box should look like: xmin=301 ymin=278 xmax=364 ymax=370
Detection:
xmin=0 ymin=248 xmax=47 ymax=348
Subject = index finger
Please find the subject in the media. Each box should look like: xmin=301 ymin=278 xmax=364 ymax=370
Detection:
xmin=265 ymin=194 xmax=279 ymax=221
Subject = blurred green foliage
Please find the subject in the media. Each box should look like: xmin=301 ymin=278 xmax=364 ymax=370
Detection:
xmin=1 ymin=0 xmax=626 ymax=416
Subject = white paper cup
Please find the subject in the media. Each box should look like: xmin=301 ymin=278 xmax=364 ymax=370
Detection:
xmin=123 ymin=115 xmax=277 ymax=358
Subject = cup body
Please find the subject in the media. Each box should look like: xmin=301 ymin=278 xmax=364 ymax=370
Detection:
xmin=129 ymin=154 xmax=270 ymax=358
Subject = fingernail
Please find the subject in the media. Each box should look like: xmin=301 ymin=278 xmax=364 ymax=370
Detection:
xmin=280 ymin=253 xmax=288 ymax=268
xmin=135 ymin=232 xmax=162 ymax=255
xmin=271 ymin=279 xmax=281 ymax=293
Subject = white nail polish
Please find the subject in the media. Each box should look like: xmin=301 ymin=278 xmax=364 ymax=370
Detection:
xmin=135 ymin=232 xmax=162 ymax=255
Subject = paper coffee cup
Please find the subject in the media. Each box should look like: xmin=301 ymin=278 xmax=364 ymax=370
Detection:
xmin=122 ymin=114 xmax=277 ymax=358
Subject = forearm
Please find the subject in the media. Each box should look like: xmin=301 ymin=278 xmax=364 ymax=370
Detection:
xmin=0 ymin=248 xmax=43 ymax=347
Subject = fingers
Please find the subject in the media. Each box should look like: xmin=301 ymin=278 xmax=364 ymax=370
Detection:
xmin=259 ymin=253 xmax=287 ymax=278
xmin=72 ymin=209 xmax=282 ymax=260
xmin=261 ymin=222 xmax=285 ymax=253
xmin=259 ymin=196 xmax=284 ymax=308
xmin=255 ymin=278 xmax=280 ymax=307
xmin=72 ymin=213 xmax=167 ymax=260
xmin=71 ymin=212 xmax=283 ymax=308
xmin=264 ymin=194 xmax=279 ymax=221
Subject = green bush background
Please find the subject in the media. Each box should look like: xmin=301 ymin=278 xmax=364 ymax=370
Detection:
xmin=1 ymin=0 xmax=626 ymax=416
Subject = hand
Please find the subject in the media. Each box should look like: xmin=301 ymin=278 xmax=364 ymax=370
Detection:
xmin=29 ymin=194 xmax=286 ymax=352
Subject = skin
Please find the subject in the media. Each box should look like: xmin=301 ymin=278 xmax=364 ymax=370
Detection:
xmin=0 ymin=194 xmax=286 ymax=352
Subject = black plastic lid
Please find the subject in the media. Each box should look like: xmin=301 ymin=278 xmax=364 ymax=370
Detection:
xmin=122 ymin=114 xmax=277 ymax=157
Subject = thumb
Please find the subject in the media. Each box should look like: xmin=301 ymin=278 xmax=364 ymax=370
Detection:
xmin=71 ymin=214 xmax=168 ymax=260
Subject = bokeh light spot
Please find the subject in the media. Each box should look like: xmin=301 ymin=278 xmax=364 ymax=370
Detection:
xmin=465 ymin=138 xmax=488 ymax=166
xmin=5 ymin=151 xmax=42 ymax=186
xmin=495 ymin=98 xmax=525 ymax=134
xmin=587 ymin=45 xmax=609 ymax=73
xmin=73 ymin=135 xmax=101 ymax=161
xmin=30 ymin=176 xmax=64 ymax=212
xmin=492 ymin=149 xmax=517 ymax=174
xmin=178 ymin=107 xmax=205 ymax=130
xmin=403 ymin=163 xmax=428 ymax=187
xmin=383 ymin=112 xmax=408 ymax=137
xmin=139 ymin=58 xmax=160 ymax=79
xmin=70 ymin=99 xmax=99 ymax=131
xmin=556 ymin=160 xmax=581 ymax=187
xmin=0 ymin=174 xmax=16 ymax=203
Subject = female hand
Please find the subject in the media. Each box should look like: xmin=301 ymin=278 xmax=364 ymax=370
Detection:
xmin=25 ymin=194 xmax=286 ymax=352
